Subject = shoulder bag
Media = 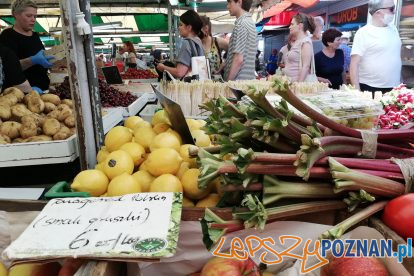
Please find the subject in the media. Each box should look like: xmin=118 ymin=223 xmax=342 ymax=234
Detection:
xmin=299 ymin=41 xmax=318 ymax=83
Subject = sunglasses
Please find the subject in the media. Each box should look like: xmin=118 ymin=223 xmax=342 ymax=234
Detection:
xmin=374 ymin=6 xmax=395 ymax=13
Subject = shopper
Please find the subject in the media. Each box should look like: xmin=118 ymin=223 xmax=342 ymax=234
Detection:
xmin=0 ymin=0 xmax=53 ymax=91
xmin=314 ymin=28 xmax=345 ymax=89
xmin=266 ymin=49 xmax=278 ymax=75
xmin=311 ymin=16 xmax=324 ymax=55
xmin=350 ymin=0 xmax=401 ymax=97
xmin=199 ymin=16 xmax=228 ymax=75
xmin=0 ymin=43 xmax=34 ymax=93
xmin=278 ymin=34 xmax=295 ymax=69
xmin=339 ymin=35 xmax=351 ymax=73
xmin=156 ymin=10 xmax=204 ymax=79
xmin=123 ymin=41 xmax=137 ymax=69
xmin=283 ymin=13 xmax=315 ymax=82
xmin=223 ymin=0 xmax=257 ymax=81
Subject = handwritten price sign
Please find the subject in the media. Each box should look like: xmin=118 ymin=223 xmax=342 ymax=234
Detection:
xmin=3 ymin=193 xmax=183 ymax=261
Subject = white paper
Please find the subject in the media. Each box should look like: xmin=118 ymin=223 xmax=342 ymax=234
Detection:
xmin=0 ymin=188 xmax=44 ymax=200
xmin=3 ymin=193 xmax=181 ymax=260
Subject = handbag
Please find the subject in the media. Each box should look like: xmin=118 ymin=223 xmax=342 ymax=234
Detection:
xmin=187 ymin=39 xmax=211 ymax=81
xmin=299 ymin=41 xmax=318 ymax=83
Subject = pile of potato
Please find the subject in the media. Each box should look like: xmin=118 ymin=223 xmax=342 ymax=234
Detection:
xmin=0 ymin=87 xmax=76 ymax=144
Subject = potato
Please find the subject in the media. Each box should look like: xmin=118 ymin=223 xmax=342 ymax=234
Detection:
xmin=64 ymin=115 xmax=75 ymax=128
xmin=58 ymin=108 xmax=72 ymax=122
xmin=0 ymin=104 xmax=11 ymax=120
xmin=11 ymin=104 xmax=32 ymax=121
xmin=21 ymin=114 xmax=44 ymax=127
xmin=23 ymin=91 xmax=40 ymax=105
xmin=0 ymin=94 xmax=18 ymax=106
xmin=0 ymin=133 xmax=11 ymax=144
xmin=47 ymin=109 xmax=60 ymax=119
xmin=0 ymin=121 xmax=21 ymax=139
xmin=57 ymin=103 xmax=71 ymax=111
xmin=12 ymin=137 xmax=27 ymax=143
xmin=3 ymin=87 xmax=24 ymax=102
xmin=27 ymin=96 xmax=45 ymax=113
xmin=41 ymin=93 xmax=61 ymax=106
xmin=44 ymin=102 xmax=56 ymax=113
xmin=26 ymin=135 xmax=52 ymax=142
xmin=42 ymin=118 xmax=60 ymax=136
xmin=20 ymin=121 xmax=38 ymax=139
xmin=62 ymin=99 xmax=73 ymax=108
xmin=53 ymin=126 xmax=71 ymax=140
xmin=69 ymin=127 xmax=76 ymax=136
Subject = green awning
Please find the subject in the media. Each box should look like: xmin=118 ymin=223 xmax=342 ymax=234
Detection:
xmin=134 ymin=14 xmax=168 ymax=31
xmin=1 ymin=16 xmax=46 ymax=33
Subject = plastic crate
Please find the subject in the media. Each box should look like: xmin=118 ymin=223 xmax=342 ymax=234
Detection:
xmin=44 ymin=181 xmax=90 ymax=199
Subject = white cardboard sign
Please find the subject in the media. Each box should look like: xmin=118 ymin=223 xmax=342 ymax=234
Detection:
xmin=2 ymin=193 xmax=182 ymax=261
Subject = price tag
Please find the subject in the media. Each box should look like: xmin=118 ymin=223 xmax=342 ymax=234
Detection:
xmin=3 ymin=193 xmax=183 ymax=261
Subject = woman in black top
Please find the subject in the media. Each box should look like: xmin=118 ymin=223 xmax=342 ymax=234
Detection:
xmin=314 ymin=28 xmax=345 ymax=90
xmin=0 ymin=0 xmax=54 ymax=91
xmin=123 ymin=41 xmax=137 ymax=69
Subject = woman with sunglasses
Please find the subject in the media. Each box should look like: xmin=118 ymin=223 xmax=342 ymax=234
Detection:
xmin=156 ymin=10 xmax=204 ymax=79
xmin=283 ymin=13 xmax=316 ymax=82
xmin=350 ymin=0 xmax=401 ymax=98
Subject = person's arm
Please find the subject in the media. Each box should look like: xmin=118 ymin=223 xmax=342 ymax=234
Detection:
xmin=298 ymin=42 xmax=313 ymax=82
xmin=20 ymin=57 xmax=34 ymax=70
xmin=14 ymin=80 xmax=33 ymax=93
xmin=156 ymin=62 xmax=189 ymax=79
xmin=216 ymin=37 xmax=229 ymax=51
xmin=226 ymin=53 xmax=243 ymax=81
xmin=350 ymin=55 xmax=361 ymax=90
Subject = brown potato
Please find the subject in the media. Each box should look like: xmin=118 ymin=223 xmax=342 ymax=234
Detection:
xmin=27 ymin=96 xmax=45 ymax=113
xmin=0 ymin=121 xmax=21 ymax=139
xmin=57 ymin=103 xmax=71 ymax=111
xmin=62 ymin=99 xmax=73 ymax=108
xmin=11 ymin=104 xmax=32 ymax=120
xmin=41 ymin=93 xmax=61 ymax=106
xmin=21 ymin=114 xmax=44 ymax=127
xmin=26 ymin=135 xmax=52 ymax=142
xmin=47 ymin=109 xmax=60 ymax=120
xmin=3 ymin=87 xmax=24 ymax=102
xmin=44 ymin=102 xmax=56 ymax=113
xmin=57 ymin=108 xmax=72 ymax=122
xmin=0 ymin=133 xmax=11 ymax=144
xmin=12 ymin=137 xmax=27 ymax=143
xmin=0 ymin=104 xmax=11 ymax=120
xmin=20 ymin=121 xmax=38 ymax=139
xmin=69 ymin=127 xmax=76 ymax=136
xmin=23 ymin=91 xmax=40 ymax=105
xmin=0 ymin=94 xmax=18 ymax=106
xmin=64 ymin=115 xmax=75 ymax=127
xmin=42 ymin=118 xmax=60 ymax=136
xmin=53 ymin=126 xmax=71 ymax=140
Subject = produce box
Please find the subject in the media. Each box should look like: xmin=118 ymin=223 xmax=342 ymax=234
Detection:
xmin=120 ymin=93 xmax=157 ymax=117
xmin=0 ymin=135 xmax=78 ymax=167
xmin=102 ymin=107 xmax=123 ymax=134
xmin=304 ymin=91 xmax=384 ymax=129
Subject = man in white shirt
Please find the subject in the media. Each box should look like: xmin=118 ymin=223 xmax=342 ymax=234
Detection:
xmin=350 ymin=0 xmax=401 ymax=97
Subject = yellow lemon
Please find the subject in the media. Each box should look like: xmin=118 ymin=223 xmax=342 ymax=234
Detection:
xmin=181 ymin=168 xmax=209 ymax=200
xmin=0 ymin=262 xmax=7 ymax=276
xmin=211 ymin=177 xmax=223 ymax=196
xmin=183 ymin=196 xmax=195 ymax=207
xmin=195 ymin=193 xmax=220 ymax=208
xmin=150 ymin=174 xmax=183 ymax=192
xmin=134 ymin=126 xmax=157 ymax=152
xmin=179 ymin=144 xmax=197 ymax=168
xmin=104 ymin=126 xmax=133 ymax=152
xmin=167 ymin=129 xmax=183 ymax=145
xmin=132 ymin=170 xmax=155 ymax=192
xmin=186 ymin=118 xmax=199 ymax=131
xmin=196 ymin=119 xmax=207 ymax=128
xmin=153 ymin=123 xmax=171 ymax=134
xmin=71 ymin=169 xmax=109 ymax=196
xmin=107 ymin=173 xmax=141 ymax=196
xmin=124 ymin=116 xmax=143 ymax=130
xmin=151 ymin=109 xmax=171 ymax=126
xmin=96 ymin=146 xmax=109 ymax=163
xmin=95 ymin=162 xmax=105 ymax=172
xmin=191 ymin=129 xmax=211 ymax=147
xmin=100 ymin=192 xmax=107 ymax=197
xmin=146 ymin=148 xmax=183 ymax=176
xmin=176 ymin=161 xmax=190 ymax=180
xmin=133 ymin=120 xmax=152 ymax=130
xmin=149 ymin=132 xmax=181 ymax=152
xmin=139 ymin=160 xmax=149 ymax=172
xmin=119 ymin=142 xmax=146 ymax=167
xmin=103 ymin=150 xmax=134 ymax=179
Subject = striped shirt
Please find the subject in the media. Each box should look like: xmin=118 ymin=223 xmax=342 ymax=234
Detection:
xmin=224 ymin=12 xmax=257 ymax=80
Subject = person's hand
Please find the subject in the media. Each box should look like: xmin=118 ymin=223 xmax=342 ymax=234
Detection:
xmin=156 ymin=63 xmax=164 ymax=72
xmin=31 ymin=50 xmax=54 ymax=68
xmin=31 ymin=86 xmax=45 ymax=94
xmin=318 ymin=77 xmax=332 ymax=86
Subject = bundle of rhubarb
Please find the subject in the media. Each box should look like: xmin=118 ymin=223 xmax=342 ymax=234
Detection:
xmin=195 ymin=78 xmax=414 ymax=250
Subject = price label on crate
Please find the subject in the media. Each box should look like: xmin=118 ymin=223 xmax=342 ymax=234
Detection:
xmin=2 ymin=193 xmax=183 ymax=261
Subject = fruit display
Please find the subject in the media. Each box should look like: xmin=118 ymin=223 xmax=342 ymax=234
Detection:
xmin=50 ymin=77 xmax=138 ymax=107
xmin=121 ymin=68 xmax=158 ymax=79
xmin=379 ymin=84 xmax=414 ymax=129
xmin=304 ymin=91 xmax=383 ymax=129
xmin=0 ymin=88 xmax=75 ymax=144
xmin=70 ymin=111 xmax=218 ymax=207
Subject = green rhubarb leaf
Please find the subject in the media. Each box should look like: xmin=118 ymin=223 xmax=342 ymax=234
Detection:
xmin=233 ymin=194 xmax=268 ymax=231
xmin=233 ymin=148 xmax=255 ymax=174
xmin=294 ymin=134 xmax=324 ymax=180
xmin=343 ymin=190 xmax=376 ymax=212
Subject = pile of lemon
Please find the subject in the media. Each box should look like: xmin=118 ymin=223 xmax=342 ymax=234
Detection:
xmin=71 ymin=110 xmax=220 ymax=207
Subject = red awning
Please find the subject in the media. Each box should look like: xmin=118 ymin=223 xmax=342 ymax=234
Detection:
xmin=263 ymin=0 xmax=320 ymax=19
xmin=265 ymin=10 xmax=297 ymax=26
